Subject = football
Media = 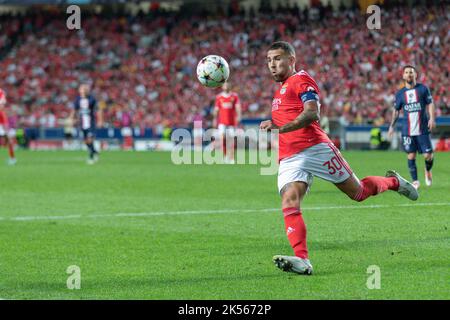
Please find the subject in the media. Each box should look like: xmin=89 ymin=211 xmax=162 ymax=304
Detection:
xmin=196 ymin=55 xmax=230 ymax=88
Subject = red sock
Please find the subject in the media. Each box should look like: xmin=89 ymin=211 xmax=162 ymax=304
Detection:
xmin=8 ymin=142 xmax=14 ymax=159
xmin=282 ymin=207 xmax=308 ymax=259
xmin=353 ymin=176 xmax=399 ymax=202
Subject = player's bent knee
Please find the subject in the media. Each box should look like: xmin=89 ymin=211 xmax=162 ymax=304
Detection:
xmin=335 ymin=175 xmax=361 ymax=202
xmin=281 ymin=191 xmax=300 ymax=210
xmin=282 ymin=198 xmax=300 ymax=210
xmin=280 ymin=182 xmax=307 ymax=209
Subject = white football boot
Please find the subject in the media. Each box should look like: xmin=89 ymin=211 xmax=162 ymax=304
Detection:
xmin=425 ymin=170 xmax=432 ymax=187
xmin=273 ymin=255 xmax=313 ymax=275
xmin=386 ymin=170 xmax=419 ymax=201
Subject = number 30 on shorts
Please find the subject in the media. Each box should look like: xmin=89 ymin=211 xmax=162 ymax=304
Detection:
xmin=403 ymin=136 xmax=411 ymax=146
xmin=322 ymin=156 xmax=342 ymax=175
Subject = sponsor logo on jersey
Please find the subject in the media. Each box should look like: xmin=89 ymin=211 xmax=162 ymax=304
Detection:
xmin=80 ymin=98 xmax=90 ymax=114
xmin=221 ymin=102 xmax=233 ymax=109
xmin=405 ymin=89 xmax=418 ymax=104
xmin=404 ymin=102 xmax=422 ymax=112
xmin=272 ymin=98 xmax=282 ymax=111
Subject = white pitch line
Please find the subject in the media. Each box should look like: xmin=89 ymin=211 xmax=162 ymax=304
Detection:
xmin=0 ymin=202 xmax=449 ymax=222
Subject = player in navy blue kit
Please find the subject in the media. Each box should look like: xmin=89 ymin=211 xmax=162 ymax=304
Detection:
xmin=71 ymin=84 xmax=102 ymax=164
xmin=388 ymin=66 xmax=436 ymax=189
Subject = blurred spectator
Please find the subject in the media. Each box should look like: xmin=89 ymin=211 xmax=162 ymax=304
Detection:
xmin=338 ymin=112 xmax=350 ymax=149
xmin=370 ymin=127 xmax=390 ymax=150
xmin=63 ymin=114 xmax=75 ymax=142
xmin=435 ymin=135 xmax=450 ymax=152
xmin=320 ymin=106 xmax=330 ymax=135
xmin=0 ymin=3 xmax=447 ymax=131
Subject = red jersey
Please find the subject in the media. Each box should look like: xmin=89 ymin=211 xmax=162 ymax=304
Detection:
xmin=215 ymin=92 xmax=240 ymax=126
xmin=0 ymin=111 xmax=7 ymax=126
xmin=271 ymin=70 xmax=331 ymax=161
xmin=0 ymin=89 xmax=7 ymax=126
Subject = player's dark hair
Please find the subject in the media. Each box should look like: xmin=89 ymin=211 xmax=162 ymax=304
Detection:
xmin=268 ymin=41 xmax=296 ymax=57
xmin=403 ymin=65 xmax=416 ymax=72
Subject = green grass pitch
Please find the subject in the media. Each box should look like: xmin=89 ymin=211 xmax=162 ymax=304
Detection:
xmin=0 ymin=150 xmax=448 ymax=299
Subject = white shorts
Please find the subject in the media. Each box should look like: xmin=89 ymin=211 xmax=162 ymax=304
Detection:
xmin=217 ymin=124 xmax=235 ymax=137
xmin=277 ymin=142 xmax=353 ymax=194
xmin=0 ymin=126 xmax=15 ymax=138
xmin=7 ymin=128 xmax=15 ymax=138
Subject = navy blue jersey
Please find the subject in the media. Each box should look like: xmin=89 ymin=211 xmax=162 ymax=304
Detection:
xmin=394 ymin=83 xmax=433 ymax=136
xmin=74 ymin=95 xmax=97 ymax=130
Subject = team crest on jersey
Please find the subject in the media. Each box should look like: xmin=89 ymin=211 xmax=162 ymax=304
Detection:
xmin=405 ymin=89 xmax=418 ymax=104
xmin=280 ymin=84 xmax=288 ymax=95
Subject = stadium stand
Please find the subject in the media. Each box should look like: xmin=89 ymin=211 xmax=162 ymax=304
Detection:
xmin=0 ymin=1 xmax=448 ymax=133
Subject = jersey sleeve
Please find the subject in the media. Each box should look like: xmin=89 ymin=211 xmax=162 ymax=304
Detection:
xmin=294 ymin=74 xmax=320 ymax=104
xmin=394 ymin=92 xmax=402 ymax=110
xmin=423 ymin=86 xmax=433 ymax=105
xmin=299 ymin=90 xmax=319 ymax=104
xmin=233 ymin=93 xmax=240 ymax=106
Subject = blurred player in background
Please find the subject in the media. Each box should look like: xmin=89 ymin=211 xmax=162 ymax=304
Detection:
xmin=70 ymin=84 xmax=102 ymax=164
xmin=388 ymin=66 xmax=436 ymax=189
xmin=0 ymin=88 xmax=16 ymax=165
xmin=213 ymin=81 xmax=241 ymax=164
xmin=260 ymin=41 xmax=418 ymax=275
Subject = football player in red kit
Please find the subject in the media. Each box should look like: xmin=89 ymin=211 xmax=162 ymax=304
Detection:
xmin=0 ymin=89 xmax=16 ymax=165
xmin=260 ymin=41 xmax=418 ymax=275
xmin=213 ymin=81 xmax=241 ymax=164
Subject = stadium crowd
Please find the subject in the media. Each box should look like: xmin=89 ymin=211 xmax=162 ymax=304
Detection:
xmin=0 ymin=1 xmax=448 ymax=131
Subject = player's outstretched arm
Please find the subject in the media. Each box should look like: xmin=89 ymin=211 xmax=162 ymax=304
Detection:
xmin=69 ymin=109 xmax=77 ymax=126
xmin=236 ymin=102 xmax=242 ymax=124
xmin=388 ymin=109 xmax=400 ymax=138
xmin=427 ymin=102 xmax=436 ymax=132
xmin=259 ymin=101 xmax=320 ymax=133
xmin=97 ymin=108 xmax=104 ymax=128
xmin=278 ymin=100 xmax=320 ymax=134
xmin=212 ymin=106 xmax=218 ymax=128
